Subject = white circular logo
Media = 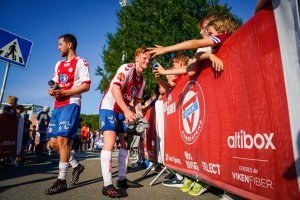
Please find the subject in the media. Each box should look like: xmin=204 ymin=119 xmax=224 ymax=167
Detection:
xmin=68 ymin=68 xmax=73 ymax=73
xmin=179 ymin=81 xmax=205 ymax=145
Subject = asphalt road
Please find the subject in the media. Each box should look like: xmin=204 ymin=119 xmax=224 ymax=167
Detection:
xmin=0 ymin=150 xmax=226 ymax=200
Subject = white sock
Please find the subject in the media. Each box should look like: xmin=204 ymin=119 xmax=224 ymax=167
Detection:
xmin=118 ymin=148 xmax=128 ymax=180
xmin=69 ymin=150 xmax=79 ymax=168
xmin=58 ymin=162 xmax=69 ymax=180
xmin=101 ymin=150 xmax=112 ymax=186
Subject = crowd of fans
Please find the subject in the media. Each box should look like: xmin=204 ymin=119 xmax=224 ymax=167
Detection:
xmin=1 ymin=96 xmax=105 ymax=161
xmin=0 ymin=9 xmax=247 ymax=199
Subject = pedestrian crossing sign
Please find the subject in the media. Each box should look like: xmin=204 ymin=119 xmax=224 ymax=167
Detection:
xmin=0 ymin=28 xmax=33 ymax=69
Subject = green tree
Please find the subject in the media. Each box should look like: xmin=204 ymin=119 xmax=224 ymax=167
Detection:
xmin=96 ymin=0 xmax=241 ymax=101
xmin=79 ymin=114 xmax=99 ymax=131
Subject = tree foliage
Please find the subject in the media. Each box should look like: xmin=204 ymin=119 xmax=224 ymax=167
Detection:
xmin=79 ymin=114 xmax=99 ymax=131
xmin=96 ymin=0 xmax=242 ymax=101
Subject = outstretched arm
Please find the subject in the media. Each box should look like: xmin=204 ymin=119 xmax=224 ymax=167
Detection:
xmin=149 ymin=38 xmax=214 ymax=57
xmin=153 ymin=62 xmax=187 ymax=76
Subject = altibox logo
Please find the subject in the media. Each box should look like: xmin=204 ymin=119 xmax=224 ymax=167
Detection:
xmin=179 ymin=81 xmax=205 ymax=145
xmin=227 ymin=130 xmax=276 ymax=149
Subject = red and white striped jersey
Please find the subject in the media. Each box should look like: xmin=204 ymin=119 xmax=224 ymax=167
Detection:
xmin=100 ymin=63 xmax=145 ymax=113
xmin=52 ymin=56 xmax=91 ymax=108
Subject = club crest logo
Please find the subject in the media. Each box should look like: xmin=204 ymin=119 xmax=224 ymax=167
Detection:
xmin=130 ymin=86 xmax=137 ymax=97
xmin=60 ymin=74 xmax=68 ymax=83
xmin=179 ymin=80 xmax=205 ymax=145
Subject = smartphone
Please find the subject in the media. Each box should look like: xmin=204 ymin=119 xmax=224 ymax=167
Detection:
xmin=151 ymin=59 xmax=158 ymax=69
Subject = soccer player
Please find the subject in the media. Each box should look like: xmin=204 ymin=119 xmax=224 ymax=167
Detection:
xmin=45 ymin=34 xmax=91 ymax=195
xmin=99 ymin=47 xmax=150 ymax=198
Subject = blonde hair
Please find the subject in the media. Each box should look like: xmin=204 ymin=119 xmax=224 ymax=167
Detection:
xmin=207 ymin=15 xmax=239 ymax=35
xmin=6 ymin=96 xmax=18 ymax=105
xmin=198 ymin=13 xmax=221 ymax=30
xmin=171 ymin=52 xmax=189 ymax=66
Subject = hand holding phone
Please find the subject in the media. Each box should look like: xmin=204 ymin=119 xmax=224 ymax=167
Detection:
xmin=151 ymin=59 xmax=158 ymax=69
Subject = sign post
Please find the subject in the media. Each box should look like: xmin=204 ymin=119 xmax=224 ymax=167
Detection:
xmin=0 ymin=62 xmax=10 ymax=105
xmin=0 ymin=28 xmax=33 ymax=104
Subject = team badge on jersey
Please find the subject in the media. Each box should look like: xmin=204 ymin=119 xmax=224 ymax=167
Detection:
xmin=130 ymin=86 xmax=137 ymax=97
xmin=117 ymin=72 xmax=125 ymax=82
xmin=60 ymin=74 xmax=68 ymax=83
xmin=68 ymin=68 xmax=73 ymax=73
xmin=179 ymin=80 xmax=205 ymax=145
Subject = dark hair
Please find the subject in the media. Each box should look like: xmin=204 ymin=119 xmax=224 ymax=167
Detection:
xmin=59 ymin=34 xmax=77 ymax=51
xmin=16 ymin=105 xmax=25 ymax=111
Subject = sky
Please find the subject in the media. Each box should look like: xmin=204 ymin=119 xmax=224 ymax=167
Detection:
xmin=0 ymin=0 xmax=257 ymax=115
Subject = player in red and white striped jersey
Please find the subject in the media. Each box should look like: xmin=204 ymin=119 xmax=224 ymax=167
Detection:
xmin=45 ymin=34 xmax=91 ymax=195
xmin=100 ymin=63 xmax=145 ymax=113
xmin=51 ymin=56 xmax=91 ymax=108
xmin=99 ymin=47 xmax=151 ymax=198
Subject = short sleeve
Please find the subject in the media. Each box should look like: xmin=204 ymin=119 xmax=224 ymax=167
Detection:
xmin=111 ymin=64 xmax=134 ymax=89
xmin=78 ymin=59 xmax=91 ymax=84
xmin=52 ymin=61 xmax=61 ymax=83
xmin=211 ymin=34 xmax=230 ymax=45
xmin=211 ymin=34 xmax=230 ymax=52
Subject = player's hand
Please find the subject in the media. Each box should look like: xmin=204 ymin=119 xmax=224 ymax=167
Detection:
xmin=124 ymin=109 xmax=137 ymax=124
xmin=48 ymin=89 xmax=67 ymax=98
xmin=48 ymin=89 xmax=57 ymax=98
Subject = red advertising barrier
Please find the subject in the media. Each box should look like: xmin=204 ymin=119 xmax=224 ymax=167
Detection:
xmin=162 ymin=4 xmax=300 ymax=200
xmin=139 ymin=107 xmax=157 ymax=161
xmin=0 ymin=114 xmax=18 ymax=159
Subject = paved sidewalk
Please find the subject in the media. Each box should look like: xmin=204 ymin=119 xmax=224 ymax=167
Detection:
xmin=0 ymin=150 xmax=225 ymax=200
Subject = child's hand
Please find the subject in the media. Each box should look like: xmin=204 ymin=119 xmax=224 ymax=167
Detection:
xmin=156 ymin=63 xmax=166 ymax=75
xmin=153 ymin=69 xmax=160 ymax=78
xmin=148 ymin=45 xmax=167 ymax=57
xmin=152 ymin=65 xmax=160 ymax=78
xmin=152 ymin=62 xmax=166 ymax=77
xmin=209 ymin=54 xmax=223 ymax=71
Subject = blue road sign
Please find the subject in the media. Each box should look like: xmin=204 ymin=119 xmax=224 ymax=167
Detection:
xmin=0 ymin=28 xmax=33 ymax=69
